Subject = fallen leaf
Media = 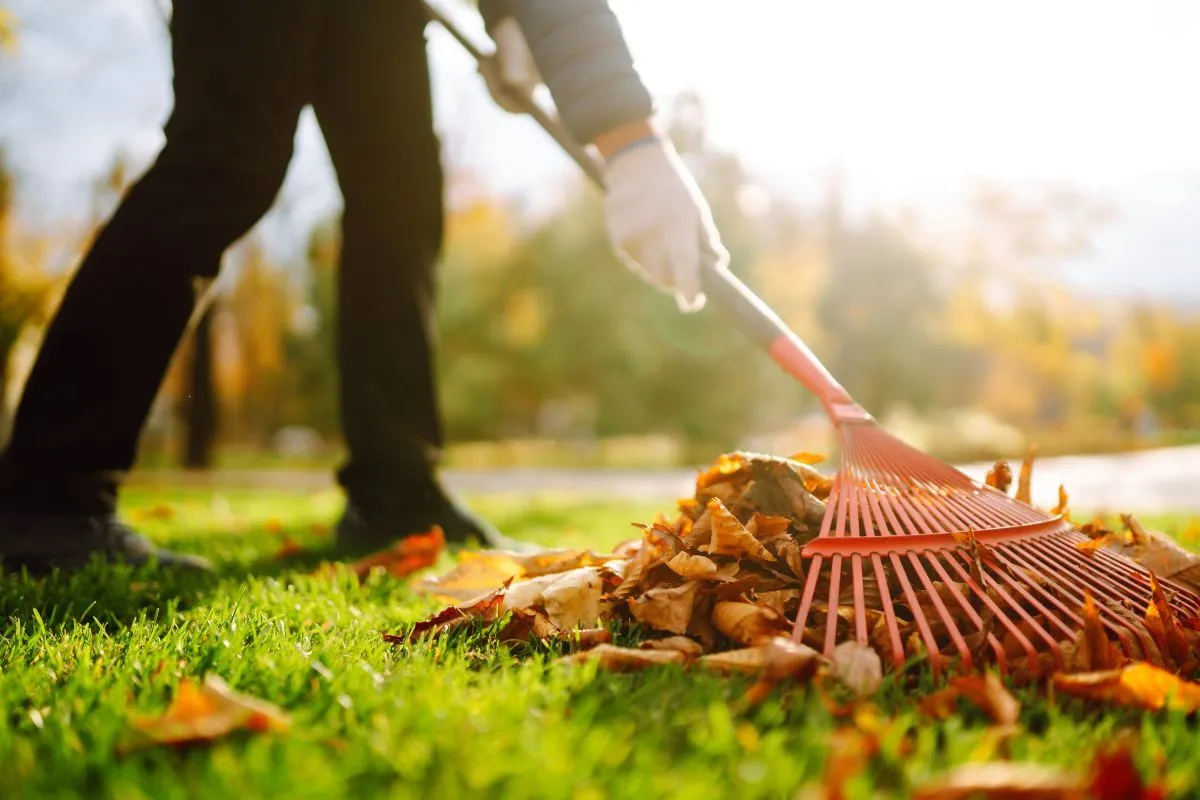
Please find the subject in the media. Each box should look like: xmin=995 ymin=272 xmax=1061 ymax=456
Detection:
xmin=557 ymin=644 xmax=688 ymax=671
xmin=1075 ymin=534 xmax=1112 ymax=556
xmin=1144 ymin=572 xmax=1190 ymax=665
xmin=273 ymin=536 xmax=306 ymax=560
xmin=696 ymin=637 xmax=822 ymax=679
xmin=831 ymin=641 xmax=883 ymax=697
xmin=666 ymin=551 xmax=718 ymax=579
xmin=541 ymin=567 xmax=606 ymax=631
xmin=912 ymin=762 xmax=1085 ymax=799
xmin=788 ymin=451 xmax=826 ymax=465
xmin=1051 ymin=485 xmax=1070 ymax=518
xmin=949 ymin=672 xmax=1020 ymax=726
xmin=1053 ymin=662 xmax=1200 ymax=712
xmin=640 ymin=636 xmax=705 ymax=657
xmin=712 ymin=601 xmax=790 ymax=646
xmin=628 ymin=582 xmax=700 ymax=635
xmin=1075 ymin=591 xmax=1117 ymax=671
xmin=1016 ymin=445 xmax=1036 ymax=504
xmin=126 ymin=675 xmax=289 ymax=751
xmin=264 ymin=518 xmax=285 ymax=535
xmin=346 ymin=527 xmax=445 ymax=580
xmin=412 ymin=549 xmax=525 ymax=603
xmin=985 ymin=459 xmax=1013 ymax=493
xmin=704 ymin=498 xmax=776 ymax=562
xmin=386 ymin=582 xmax=510 ymax=643
xmin=1088 ymin=744 xmax=1164 ymax=800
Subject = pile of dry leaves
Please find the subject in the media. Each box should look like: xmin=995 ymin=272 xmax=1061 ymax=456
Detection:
xmin=392 ymin=449 xmax=1200 ymax=708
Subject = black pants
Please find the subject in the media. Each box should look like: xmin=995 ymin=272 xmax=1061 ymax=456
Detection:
xmin=0 ymin=0 xmax=446 ymax=517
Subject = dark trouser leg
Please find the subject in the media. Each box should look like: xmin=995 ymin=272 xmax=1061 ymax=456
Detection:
xmin=314 ymin=1 xmax=449 ymax=516
xmin=0 ymin=0 xmax=317 ymax=515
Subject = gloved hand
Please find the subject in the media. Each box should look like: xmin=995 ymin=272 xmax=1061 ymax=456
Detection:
xmin=602 ymin=135 xmax=729 ymax=312
xmin=479 ymin=17 xmax=542 ymax=114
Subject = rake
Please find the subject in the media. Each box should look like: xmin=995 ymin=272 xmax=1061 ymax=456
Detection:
xmin=423 ymin=0 xmax=1200 ymax=677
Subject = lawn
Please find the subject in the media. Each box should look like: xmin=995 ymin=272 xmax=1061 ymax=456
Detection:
xmin=1 ymin=487 xmax=1197 ymax=799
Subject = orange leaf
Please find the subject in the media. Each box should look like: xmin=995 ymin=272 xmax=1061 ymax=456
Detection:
xmin=272 ymin=535 xmax=306 ymax=560
xmin=348 ymin=526 xmax=445 ymax=580
xmin=913 ymin=762 xmax=1084 ymax=799
xmin=1016 ymin=445 xmax=1036 ymax=504
xmin=703 ymin=498 xmax=775 ymax=562
xmin=788 ymin=451 xmax=826 ymax=465
xmin=1076 ymin=534 xmax=1112 ymax=556
xmin=1145 ymin=572 xmax=1190 ymax=665
xmin=985 ymin=459 xmax=1013 ymax=493
xmin=1078 ymin=591 xmax=1117 ymax=671
xmin=1051 ymin=485 xmax=1070 ymax=518
xmin=127 ymin=675 xmax=289 ymax=751
xmin=1053 ymin=662 xmax=1200 ymax=712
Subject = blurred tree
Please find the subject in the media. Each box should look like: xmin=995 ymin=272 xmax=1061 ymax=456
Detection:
xmin=0 ymin=149 xmax=52 ymax=443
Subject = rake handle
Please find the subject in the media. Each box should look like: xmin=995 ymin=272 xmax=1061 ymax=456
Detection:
xmin=424 ymin=0 xmax=869 ymax=424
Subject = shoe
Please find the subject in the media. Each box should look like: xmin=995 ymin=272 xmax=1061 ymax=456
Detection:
xmin=336 ymin=495 xmax=540 ymax=555
xmin=0 ymin=512 xmax=213 ymax=574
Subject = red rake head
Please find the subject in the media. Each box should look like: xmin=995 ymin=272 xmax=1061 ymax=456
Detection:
xmin=790 ymin=421 xmax=1200 ymax=678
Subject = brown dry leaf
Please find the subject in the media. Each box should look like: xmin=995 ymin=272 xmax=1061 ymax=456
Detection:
xmin=985 ymin=459 xmax=1013 ymax=493
xmin=917 ymin=688 xmax=959 ymax=720
xmin=696 ymin=637 xmax=822 ymax=680
xmin=912 ymin=762 xmax=1085 ymax=800
xmin=628 ymin=582 xmax=700 ymax=635
xmin=666 ymin=551 xmax=718 ymax=579
xmin=272 ymin=535 xmax=306 ymax=560
xmin=411 ymin=549 xmax=526 ymax=604
xmin=947 ymin=672 xmax=1020 ymax=727
xmin=695 ymin=452 xmax=753 ymax=490
xmin=557 ymin=643 xmax=688 ymax=671
xmin=640 ymin=636 xmax=704 ymax=657
xmin=345 ymin=527 xmax=445 ymax=581
xmin=127 ymin=675 xmax=289 ymax=751
xmin=1075 ymin=534 xmax=1112 ymax=556
xmin=508 ymin=548 xmax=613 ymax=578
xmin=831 ymin=641 xmax=883 ymax=697
xmin=540 ymin=567 xmax=606 ymax=631
xmin=497 ymin=608 xmax=561 ymax=642
xmin=1087 ymin=744 xmax=1164 ymax=800
xmin=1053 ymin=662 xmax=1200 ymax=712
xmin=386 ymin=582 xmax=510 ymax=643
xmin=1015 ymin=445 xmax=1036 ymax=504
xmin=1075 ymin=591 xmax=1117 ymax=671
xmin=712 ymin=601 xmax=790 ymax=646
xmin=704 ymin=498 xmax=776 ymax=562
xmin=1121 ymin=514 xmax=1149 ymax=547
xmin=747 ymin=512 xmax=792 ymax=542
xmin=1144 ymin=572 xmax=1189 ymax=665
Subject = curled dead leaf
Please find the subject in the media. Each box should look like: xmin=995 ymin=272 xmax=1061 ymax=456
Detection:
xmin=985 ymin=459 xmax=1013 ymax=493
xmin=831 ymin=641 xmax=883 ymax=698
xmin=666 ymin=551 xmax=718 ymax=579
xmin=1016 ymin=445 xmax=1036 ymax=504
xmin=704 ymin=498 xmax=776 ymax=562
xmin=558 ymin=644 xmax=688 ymax=672
xmin=712 ymin=601 xmax=790 ymax=646
xmin=640 ymin=636 xmax=704 ymax=657
xmin=1053 ymin=662 xmax=1200 ymax=712
xmin=628 ymin=582 xmax=699 ymax=635
xmin=912 ymin=762 xmax=1085 ymax=800
xmin=126 ymin=675 xmax=289 ymax=751
xmin=345 ymin=527 xmax=445 ymax=581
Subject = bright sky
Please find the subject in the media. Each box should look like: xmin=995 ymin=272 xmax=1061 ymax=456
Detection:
xmin=4 ymin=0 xmax=1200 ymax=299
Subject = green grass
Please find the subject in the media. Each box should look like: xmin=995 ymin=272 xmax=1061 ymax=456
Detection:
xmin=1 ymin=488 xmax=1197 ymax=799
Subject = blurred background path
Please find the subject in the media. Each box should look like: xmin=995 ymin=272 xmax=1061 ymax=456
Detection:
xmin=128 ymin=444 xmax=1200 ymax=514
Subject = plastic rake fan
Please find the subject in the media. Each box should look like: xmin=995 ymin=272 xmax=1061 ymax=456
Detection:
xmin=424 ymin=0 xmax=1200 ymax=677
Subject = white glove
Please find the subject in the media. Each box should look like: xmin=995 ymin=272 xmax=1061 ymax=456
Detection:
xmin=603 ymin=136 xmax=729 ymax=312
xmin=479 ymin=17 xmax=542 ymax=113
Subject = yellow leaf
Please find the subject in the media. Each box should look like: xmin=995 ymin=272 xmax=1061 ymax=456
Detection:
xmin=127 ymin=675 xmax=289 ymax=751
xmin=1053 ymin=662 xmax=1200 ymax=712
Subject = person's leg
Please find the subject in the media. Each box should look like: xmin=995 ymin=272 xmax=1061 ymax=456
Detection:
xmin=311 ymin=1 xmax=511 ymax=549
xmin=0 ymin=0 xmax=319 ymax=571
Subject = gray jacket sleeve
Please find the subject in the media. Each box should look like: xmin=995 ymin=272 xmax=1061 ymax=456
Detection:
xmin=479 ymin=0 xmax=655 ymax=144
